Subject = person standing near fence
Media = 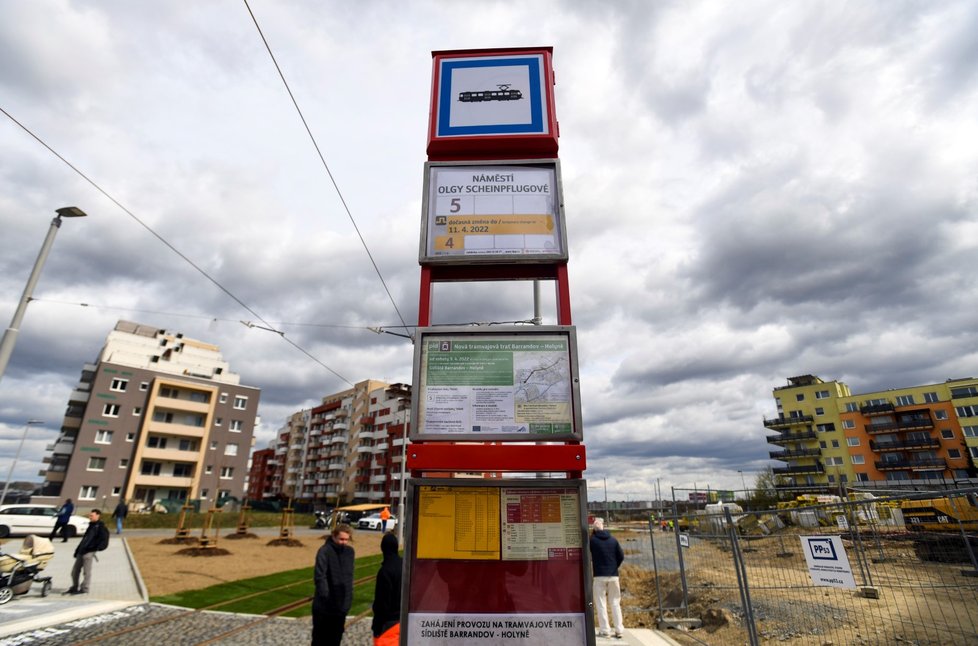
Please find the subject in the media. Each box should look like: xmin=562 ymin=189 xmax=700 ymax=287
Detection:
xmin=312 ymin=524 xmax=355 ymax=646
xmin=380 ymin=506 xmax=391 ymax=533
xmin=589 ymin=518 xmax=625 ymax=639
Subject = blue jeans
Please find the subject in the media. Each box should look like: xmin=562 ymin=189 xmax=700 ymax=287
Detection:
xmin=115 ymin=516 xmax=123 ymax=534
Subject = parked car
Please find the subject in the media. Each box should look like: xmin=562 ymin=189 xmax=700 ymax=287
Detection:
xmin=0 ymin=504 xmax=91 ymax=539
xmin=357 ymin=512 xmax=397 ymax=532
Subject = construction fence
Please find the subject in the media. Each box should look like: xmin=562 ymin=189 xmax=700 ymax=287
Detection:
xmin=615 ymin=488 xmax=978 ymax=646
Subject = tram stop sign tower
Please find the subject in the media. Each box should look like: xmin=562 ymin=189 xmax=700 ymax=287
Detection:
xmin=401 ymin=47 xmax=596 ymax=646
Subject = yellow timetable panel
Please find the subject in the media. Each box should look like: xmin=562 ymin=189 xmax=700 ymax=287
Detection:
xmin=416 ymin=485 xmax=501 ymax=560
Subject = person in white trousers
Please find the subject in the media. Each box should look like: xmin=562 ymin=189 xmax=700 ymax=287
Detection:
xmin=589 ymin=517 xmax=625 ymax=638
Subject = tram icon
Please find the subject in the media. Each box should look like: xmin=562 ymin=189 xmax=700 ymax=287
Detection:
xmin=458 ymin=84 xmax=523 ymax=103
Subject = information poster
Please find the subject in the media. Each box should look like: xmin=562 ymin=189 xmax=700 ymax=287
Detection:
xmin=800 ymin=535 xmax=856 ymax=589
xmin=501 ymin=487 xmax=582 ymax=561
xmin=417 ymin=486 xmax=501 ymax=560
xmin=416 ymin=329 xmax=579 ymax=440
xmin=421 ymin=162 xmax=566 ymax=263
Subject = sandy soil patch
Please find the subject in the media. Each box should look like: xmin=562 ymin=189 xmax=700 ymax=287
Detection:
xmin=129 ymin=530 xmax=385 ymax=597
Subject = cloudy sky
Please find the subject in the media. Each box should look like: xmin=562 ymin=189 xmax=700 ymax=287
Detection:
xmin=2 ymin=1 xmax=977 ymax=501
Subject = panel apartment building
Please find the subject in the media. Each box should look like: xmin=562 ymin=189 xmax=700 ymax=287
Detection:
xmin=262 ymin=380 xmax=410 ymax=510
xmin=764 ymin=374 xmax=978 ymax=492
xmin=36 ymin=320 xmax=260 ymax=510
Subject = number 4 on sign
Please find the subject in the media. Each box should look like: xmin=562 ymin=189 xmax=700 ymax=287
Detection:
xmin=434 ymin=236 xmax=456 ymax=250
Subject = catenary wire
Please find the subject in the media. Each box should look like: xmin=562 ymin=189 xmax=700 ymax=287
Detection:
xmin=0 ymin=105 xmax=353 ymax=387
xmin=241 ymin=0 xmax=412 ymax=338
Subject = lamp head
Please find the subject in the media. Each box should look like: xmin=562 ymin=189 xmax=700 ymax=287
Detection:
xmin=55 ymin=206 xmax=87 ymax=218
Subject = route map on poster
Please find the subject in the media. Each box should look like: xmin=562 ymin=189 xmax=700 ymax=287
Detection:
xmin=420 ymin=335 xmax=573 ymax=436
xmin=501 ymin=488 xmax=582 ymax=561
xmin=416 ymin=486 xmax=501 ymax=560
xmin=425 ymin=164 xmax=563 ymax=260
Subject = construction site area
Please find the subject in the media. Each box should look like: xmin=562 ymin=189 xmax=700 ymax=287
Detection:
xmin=606 ymin=489 xmax=978 ymax=645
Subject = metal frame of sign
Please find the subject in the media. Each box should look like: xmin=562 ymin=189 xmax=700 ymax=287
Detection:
xmin=419 ymin=159 xmax=568 ymax=265
xmin=400 ymin=477 xmax=596 ymax=646
xmin=410 ymin=325 xmax=583 ymax=442
xmin=427 ymin=47 xmax=559 ymax=160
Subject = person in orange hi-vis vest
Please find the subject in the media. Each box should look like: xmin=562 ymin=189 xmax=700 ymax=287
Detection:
xmin=380 ymin=507 xmax=391 ymax=533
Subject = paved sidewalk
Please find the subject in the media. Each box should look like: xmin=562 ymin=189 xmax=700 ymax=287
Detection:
xmin=0 ymin=530 xmax=146 ymax=637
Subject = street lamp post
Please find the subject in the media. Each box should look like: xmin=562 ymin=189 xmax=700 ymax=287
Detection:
xmin=0 ymin=207 xmax=87 ymax=386
xmin=1 ymin=420 xmax=44 ymax=505
xmin=738 ymin=470 xmax=749 ymax=506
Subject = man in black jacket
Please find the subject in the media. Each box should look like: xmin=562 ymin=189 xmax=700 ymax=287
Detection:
xmin=312 ymin=524 xmax=355 ymax=646
xmin=589 ymin=518 xmax=625 ymax=638
xmin=371 ymin=532 xmax=402 ymax=644
xmin=65 ymin=509 xmax=109 ymax=595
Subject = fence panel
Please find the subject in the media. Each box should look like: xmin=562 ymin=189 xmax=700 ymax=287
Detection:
xmin=625 ymin=490 xmax=978 ymax=645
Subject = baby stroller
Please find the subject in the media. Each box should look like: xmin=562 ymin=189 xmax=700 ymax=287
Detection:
xmin=0 ymin=535 xmax=54 ymax=604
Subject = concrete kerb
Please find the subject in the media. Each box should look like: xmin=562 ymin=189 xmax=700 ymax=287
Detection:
xmin=121 ymin=536 xmax=149 ymax=603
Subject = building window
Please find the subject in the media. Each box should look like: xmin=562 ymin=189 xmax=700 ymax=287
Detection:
xmin=205 ymin=465 xmax=213 ymax=474
xmin=819 ymin=441 xmax=827 ymax=449
xmin=141 ymin=461 xmax=161 ymax=476
xmin=971 ymin=447 xmax=978 ymax=459
xmin=940 ymin=429 xmax=954 ymax=439
xmin=815 ymin=390 xmax=830 ymax=399
xmin=795 ymin=394 xmax=805 ymax=402
xmin=79 ymin=486 xmax=98 ymax=500
xmin=140 ymin=382 xmax=150 ymax=391
xmin=147 ymin=436 xmax=168 ymax=449
xmin=224 ymin=443 xmax=238 ymax=456
xmin=895 ymin=395 xmax=914 ymax=406
xmin=173 ymin=464 xmax=193 ymax=478
xmin=230 ymin=420 xmax=243 ymax=432
xmin=219 ymin=393 xmax=228 ymax=404
xmin=831 ymin=440 xmax=840 ymax=448
xmin=951 ymin=386 xmax=978 ymax=398
xmin=178 ymin=439 xmax=197 ymax=451
xmin=126 ymin=433 xmax=135 ymax=442
xmin=924 ymin=392 xmax=939 ymax=403
xmin=856 ymin=473 xmax=869 ymax=482
xmin=112 ymin=487 xmax=121 ymax=496
xmin=233 ymin=396 xmax=248 ymax=410
xmin=847 ymin=437 xmax=860 ymax=446
xmin=110 ymin=378 xmax=128 ymax=392
xmin=842 ymin=420 xmax=855 ymax=429
xmin=851 ymin=455 xmax=864 ymax=464
xmin=133 ymin=407 xmax=142 ymax=416
xmin=963 ymin=426 xmax=978 ymax=438
xmin=814 ymin=407 xmax=824 ymax=416
xmin=95 ymin=430 xmax=113 ymax=444
xmin=935 ymin=410 xmax=948 ymax=420
xmin=210 ymin=441 xmax=218 ymax=450
xmin=120 ymin=459 xmax=129 ymax=468
xmin=816 ymin=423 xmax=835 ymax=432
xmin=220 ymin=467 xmax=234 ymax=479
xmin=948 ymin=449 xmax=962 ymax=459
xmin=214 ymin=418 xmax=222 ymax=427
xmin=102 ymin=404 xmax=121 ymax=418
xmin=87 ymin=457 xmax=106 ymax=471
xmin=218 ymin=489 xmax=231 ymax=499
xmin=956 ymin=405 xmax=978 ymax=418
xmin=845 ymin=402 xmax=858 ymax=413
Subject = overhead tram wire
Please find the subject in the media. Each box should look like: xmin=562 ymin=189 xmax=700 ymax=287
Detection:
xmin=242 ymin=0 xmax=412 ymax=340
xmin=0 ymin=105 xmax=353 ymax=388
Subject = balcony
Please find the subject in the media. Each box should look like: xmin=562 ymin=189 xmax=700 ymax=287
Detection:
xmin=146 ymin=420 xmax=206 ymax=439
xmin=870 ymin=438 xmax=941 ymax=452
xmin=763 ymin=415 xmax=814 ymax=429
xmin=860 ymin=402 xmax=895 ymax=415
xmin=332 ymin=421 xmax=349 ymax=432
xmin=772 ymin=463 xmax=825 ymax=475
xmin=769 ymin=447 xmax=822 ymax=460
xmin=142 ymin=447 xmax=200 ymax=462
xmin=328 ymin=434 xmax=349 ymax=445
xmin=68 ymin=389 xmax=91 ymax=403
xmin=865 ymin=417 xmax=934 ymax=434
xmin=874 ymin=458 xmax=947 ymax=471
xmin=767 ymin=430 xmax=818 ymax=444
xmin=370 ymin=475 xmax=387 ymax=485
xmin=131 ymin=474 xmax=193 ymax=488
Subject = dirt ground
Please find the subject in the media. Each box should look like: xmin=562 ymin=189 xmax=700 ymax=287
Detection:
xmin=614 ymin=528 xmax=978 ymax=646
xmin=129 ymin=530 xmax=385 ymax=597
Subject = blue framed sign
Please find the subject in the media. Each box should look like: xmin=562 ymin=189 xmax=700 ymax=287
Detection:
xmin=427 ymin=48 xmax=558 ymax=159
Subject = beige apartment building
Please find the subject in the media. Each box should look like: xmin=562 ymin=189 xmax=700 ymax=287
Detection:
xmin=35 ymin=321 xmax=260 ymax=510
xmin=268 ymin=380 xmax=410 ymax=510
